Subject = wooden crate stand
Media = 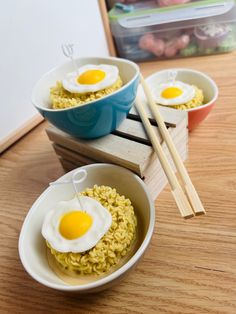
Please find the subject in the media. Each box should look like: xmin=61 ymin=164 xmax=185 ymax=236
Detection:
xmin=46 ymin=104 xmax=188 ymax=200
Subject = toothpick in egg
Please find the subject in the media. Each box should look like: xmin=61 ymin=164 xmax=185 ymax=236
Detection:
xmin=61 ymin=43 xmax=79 ymax=75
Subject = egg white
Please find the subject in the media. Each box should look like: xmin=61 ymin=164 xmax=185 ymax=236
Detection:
xmin=42 ymin=196 xmax=112 ymax=253
xmin=152 ymin=81 xmax=195 ymax=106
xmin=62 ymin=64 xmax=119 ymax=94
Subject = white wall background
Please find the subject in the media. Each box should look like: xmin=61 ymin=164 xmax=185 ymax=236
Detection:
xmin=0 ymin=0 xmax=109 ymax=146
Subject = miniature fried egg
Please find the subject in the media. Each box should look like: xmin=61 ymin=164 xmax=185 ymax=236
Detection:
xmin=42 ymin=196 xmax=112 ymax=253
xmin=62 ymin=64 xmax=119 ymax=94
xmin=152 ymin=81 xmax=195 ymax=106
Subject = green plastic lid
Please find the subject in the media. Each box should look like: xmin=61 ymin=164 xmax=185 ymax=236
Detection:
xmin=109 ymin=0 xmax=235 ymax=27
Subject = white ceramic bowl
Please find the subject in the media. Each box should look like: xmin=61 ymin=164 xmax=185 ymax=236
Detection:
xmin=19 ymin=164 xmax=155 ymax=292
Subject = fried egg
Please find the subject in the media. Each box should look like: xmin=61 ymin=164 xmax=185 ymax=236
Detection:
xmin=42 ymin=196 xmax=112 ymax=253
xmin=62 ymin=64 xmax=119 ymax=94
xmin=152 ymin=81 xmax=195 ymax=106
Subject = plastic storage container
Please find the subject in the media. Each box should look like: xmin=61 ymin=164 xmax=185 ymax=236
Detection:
xmin=108 ymin=0 xmax=236 ymax=61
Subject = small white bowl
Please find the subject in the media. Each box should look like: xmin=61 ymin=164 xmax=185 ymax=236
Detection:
xmin=18 ymin=164 xmax=155 ymax=292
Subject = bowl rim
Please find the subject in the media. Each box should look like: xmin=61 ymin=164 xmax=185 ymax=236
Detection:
xmin=145 ymin=68 xmax=218 ymax=112
xmin=18 ymin=163 xmax=155 ymax=291
xmin=32 ymin=56 xmax=140 ymax=113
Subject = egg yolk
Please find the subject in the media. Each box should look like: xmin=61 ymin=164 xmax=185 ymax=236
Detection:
xmin=77 ymin=69 xmax=106 ymax=85
xmin=161 ymin=87 xmax=183 ymax=99
xmin=59 ymin=211 xmax=93 ymax=240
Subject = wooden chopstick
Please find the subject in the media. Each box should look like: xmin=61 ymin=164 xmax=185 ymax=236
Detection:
xmin=135 ymin=96 xmax=194 ymax=218
xmin=139 ymin=74 xmax=206 ymax=216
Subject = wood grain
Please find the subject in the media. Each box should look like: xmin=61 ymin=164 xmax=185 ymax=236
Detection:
xmin=47 ymin=117 xmax=187 ymax=201
xmin=129 ymin=102 xmax=185 ymax=128
xmin=98 ymin=0 xmax=117 ymax=57
xmin=46 ymin=106 xmax=187 ymax=178
xmin=0 ymin=51 xmax=236 ymax=313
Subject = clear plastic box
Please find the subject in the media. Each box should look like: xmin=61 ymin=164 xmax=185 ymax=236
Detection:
xmin=108 ymin=0 xmax=236 ymax=61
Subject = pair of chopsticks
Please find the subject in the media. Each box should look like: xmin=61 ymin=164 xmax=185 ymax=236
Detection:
xmin=135 ymin=74 xmax=205 ymax=218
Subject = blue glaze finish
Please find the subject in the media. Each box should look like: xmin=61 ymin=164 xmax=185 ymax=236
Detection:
xmin=38 ymin=74 xmax=139 ymax=139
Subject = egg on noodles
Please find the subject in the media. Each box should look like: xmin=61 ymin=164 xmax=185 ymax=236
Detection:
xmin=50 ymin=64 xmax=123 ymax=109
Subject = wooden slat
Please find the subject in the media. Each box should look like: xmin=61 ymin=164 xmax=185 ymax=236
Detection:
xmin=46 ymin=107 xmax=187 ymax=178
xmin=56 ymin=129 xmax=187 ymax=200
xmin=142 ymin=124 xmax=188 ymax=198
xmin=144 ymin=130 xmax=188 ymax=200
xmin=50 ymin=112 xmax=188 ymax=201
xmin=142 ymin=124 xmax=188 ymax=179
xmin=113 ymin=118 xmax=162 ymax=145
xmin=146 ymin=144 xmax=187 ymax=200
xmin=58 ymin=134 xmax=187 ymax=200
xmin=46 ymin=125 xmax=152 ymax=176
xmin=53 ymin=144 xmax=97 ymax=166
xmin=141 ymin=115 xmax=187 ymax=173
xmin=129 ymin=102 xmax=187 ymax=128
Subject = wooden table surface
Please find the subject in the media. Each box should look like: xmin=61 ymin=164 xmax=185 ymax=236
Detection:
xmin=1 ymin=52 xmax=236 ymax=314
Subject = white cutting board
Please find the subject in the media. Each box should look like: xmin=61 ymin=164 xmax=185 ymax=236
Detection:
xmin=0 ymin=0 xmax=109 ymax=153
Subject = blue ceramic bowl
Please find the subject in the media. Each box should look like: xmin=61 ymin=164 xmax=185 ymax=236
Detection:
xmin=32 ymin=57 xmax=140 ymax=139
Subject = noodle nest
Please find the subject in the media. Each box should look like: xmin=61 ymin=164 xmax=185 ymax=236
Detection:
xmin=170 ymin=86 xmax=204 ymax=110
xmin=47 ymin=185 xmax=137 ymax=275
xmin=50 ymin=77 xmax=123 ymax=109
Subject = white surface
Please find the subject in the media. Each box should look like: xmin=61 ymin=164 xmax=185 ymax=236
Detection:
xmin=0 ymin=0 xmax=109 ymax=142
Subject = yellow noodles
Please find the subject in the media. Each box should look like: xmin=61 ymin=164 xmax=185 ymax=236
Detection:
xmin=46 ymin=185 xmax=137 ymax=275
xmin=171 ymin=86 xmax=204 ymax=110
xmin=50 ymin=77 xmax=123 ymax=109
